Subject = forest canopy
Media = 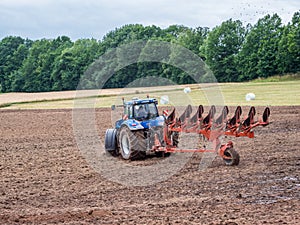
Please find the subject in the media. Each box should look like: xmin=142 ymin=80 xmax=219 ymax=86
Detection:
xmin=0 ymin=11 xmax=299 ymax=93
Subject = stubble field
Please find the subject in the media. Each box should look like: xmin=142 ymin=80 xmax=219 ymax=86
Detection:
xmin=0 ymin=105 xmax=299 ymax=224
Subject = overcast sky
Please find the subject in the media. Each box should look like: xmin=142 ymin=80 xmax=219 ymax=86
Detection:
xmin=0 ymin=0 xmax=299 ymax=40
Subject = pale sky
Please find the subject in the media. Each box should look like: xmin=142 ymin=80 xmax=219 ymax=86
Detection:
xmin=0 ymin=0 xmax=299 ymax=40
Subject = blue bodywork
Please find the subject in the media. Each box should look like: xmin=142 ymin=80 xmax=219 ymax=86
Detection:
xmin=115 ymin=116 xmax=165 ymax=130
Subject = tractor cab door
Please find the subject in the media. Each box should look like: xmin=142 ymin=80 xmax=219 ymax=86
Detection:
xmin=124 ymin=104 xmax=134 ymax=119
xmin=147 ymin=103 xmax=159 ymax=119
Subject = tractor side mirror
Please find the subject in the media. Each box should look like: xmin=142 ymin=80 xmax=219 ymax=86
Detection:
xmin=111 ymin=105 xmax=116 ymax=110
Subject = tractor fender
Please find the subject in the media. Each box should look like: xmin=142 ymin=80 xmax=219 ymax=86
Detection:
xmin=105 ymin=128 xmax=117 ymax=151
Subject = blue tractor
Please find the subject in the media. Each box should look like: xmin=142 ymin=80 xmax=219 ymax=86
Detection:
xmin=104 ymin=97 xmax=169 ymax=160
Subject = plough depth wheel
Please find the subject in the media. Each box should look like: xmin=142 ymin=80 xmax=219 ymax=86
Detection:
xmin=223 ymin=147 xmax=240 ymax=166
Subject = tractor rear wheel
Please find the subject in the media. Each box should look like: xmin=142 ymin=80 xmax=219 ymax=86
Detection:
xmin=119 ymin=127 xmax=146 ymax=160
xmin=223 ymin=148 xmax=240 ymax=166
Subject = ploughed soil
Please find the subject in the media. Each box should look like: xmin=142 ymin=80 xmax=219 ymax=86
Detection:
xmin=0 ymin=106 xmax=299 ymax=225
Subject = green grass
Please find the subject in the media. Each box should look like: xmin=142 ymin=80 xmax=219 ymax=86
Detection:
xmin=219 ymin=81 xmax=299 ymax=106
xmin=1 ymin=80 xmax=299 ymax=109
xmin=251 ymin=73 xmax=300 ymax=82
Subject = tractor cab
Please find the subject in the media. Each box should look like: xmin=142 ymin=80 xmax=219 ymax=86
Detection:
xmin=113 ymin=96 xmax=165 ymax=131
xmin=124 ymin=97 xmax=159 ymax=121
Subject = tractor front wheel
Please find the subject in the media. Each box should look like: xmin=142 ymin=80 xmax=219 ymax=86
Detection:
xmin=119 ymin=127 xmax=146 ymax=160
xmin=223 ymin=147 xmax=240 ymax=166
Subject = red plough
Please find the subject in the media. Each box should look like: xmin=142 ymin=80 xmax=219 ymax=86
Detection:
xmin=153 ymin=105 xmax=271 ymax=166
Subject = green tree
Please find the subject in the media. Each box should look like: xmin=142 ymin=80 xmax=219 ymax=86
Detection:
xmin=10 ymin=41 xmax=33 ymax=91
xmin=20 ymin=39 xmax=50 ymax=92
xmin=52 ymin=39 xmax=103 ymax=90
xmin=0 ymin=36 xmax=28 ymax=92
xmin=163 ymin=25 xmax=190 ymax=41
xmin=237 ymin=14 xmax=283 ymax=81
xmin=176 ymin=27 xmax=209 ymax=57
xmin=165 ymin=27 xmax=209 ymax=84
xmin=20 ymin=36 xmax=73 ymax=92
xmin=203 ymin=19 xmax=246 ymax=82
xmin=277 ymin=24 xmax=294 ymax=74
xmin=99 ymin=24 xmax=168 ymax=88
xmin=102 ymin=24 xmax=164 ymax=50
xmin=288 ymin=11 xmax=300 ymax=72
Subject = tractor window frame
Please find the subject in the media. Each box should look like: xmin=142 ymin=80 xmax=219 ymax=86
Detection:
xmin=133 ymin=102 xmax=158 ymax=120
xmin=124 ymin=105 xmax=133 ymax=119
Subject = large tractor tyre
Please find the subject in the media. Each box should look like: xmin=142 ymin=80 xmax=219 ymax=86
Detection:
xmin=223 ymin=148 xmax=240 ymax=166
xmin=104 ymin=129 xmax=118 ymax=157
xmin=119 ymin=127 xmax=146 ymax=160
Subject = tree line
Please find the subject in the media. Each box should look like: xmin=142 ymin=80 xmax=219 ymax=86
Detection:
xmin=0 ymin=11 xmax=299 ymax=93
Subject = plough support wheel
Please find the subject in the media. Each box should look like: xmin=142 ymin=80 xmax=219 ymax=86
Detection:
xmin=223 ymin=147 xmax=240 ymax=166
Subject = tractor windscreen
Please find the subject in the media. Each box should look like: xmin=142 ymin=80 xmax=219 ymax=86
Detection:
xmin=134 ymin=103 xmax=158 ymax=120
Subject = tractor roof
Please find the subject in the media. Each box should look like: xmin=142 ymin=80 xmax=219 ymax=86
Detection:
xmin=124 ymin=97 xmax=158 ymax=105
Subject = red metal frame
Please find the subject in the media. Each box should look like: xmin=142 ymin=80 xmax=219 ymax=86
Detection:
xmin=152 ymin=105 xmax=270 ymax=162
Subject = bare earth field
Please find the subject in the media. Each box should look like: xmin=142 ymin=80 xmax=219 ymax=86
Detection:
xmin=0 ymin=106 xmax=299 ymax=224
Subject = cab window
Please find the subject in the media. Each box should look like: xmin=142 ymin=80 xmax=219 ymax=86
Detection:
xmin=124 ymin=105 xmax=133 ymax=119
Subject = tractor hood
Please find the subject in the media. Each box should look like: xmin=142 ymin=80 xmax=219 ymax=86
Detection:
xmin=116 ymin=116 xmax=165 ymax=130
xmin=140 ymin=116 xmax=165 ymax=129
